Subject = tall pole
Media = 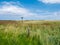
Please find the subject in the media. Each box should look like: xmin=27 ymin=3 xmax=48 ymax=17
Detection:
xmin=21 ymin=17 xmax=23 ymax=23
xmin=21 ymin=17 xmax=24 ymax=29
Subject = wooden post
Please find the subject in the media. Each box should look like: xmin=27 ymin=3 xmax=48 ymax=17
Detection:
xmin=27 ymin=26 xmax=30 ymax=37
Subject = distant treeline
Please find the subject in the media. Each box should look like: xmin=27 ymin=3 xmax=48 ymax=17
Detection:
xmin=0 ymin=20 xmax=17 ymax=25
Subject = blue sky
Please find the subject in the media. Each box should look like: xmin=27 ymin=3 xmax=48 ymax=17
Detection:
xmin=0 ymin=0 xmax=60 ymax=20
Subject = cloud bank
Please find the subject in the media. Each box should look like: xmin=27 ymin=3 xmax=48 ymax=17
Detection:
xmin=0 ymin=1 xmax=36 ymax=17
xmin=38 ymin=0 xmax=60 ymax=4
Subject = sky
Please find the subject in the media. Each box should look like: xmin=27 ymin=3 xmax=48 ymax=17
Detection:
xmin=0 ymin=0 xmax=60 ymax=20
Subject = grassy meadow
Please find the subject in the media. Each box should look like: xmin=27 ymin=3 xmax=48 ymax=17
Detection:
xmin=0 ymin=20 xmax=60 ymax=45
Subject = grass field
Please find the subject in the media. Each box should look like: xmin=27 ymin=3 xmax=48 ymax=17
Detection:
xmin=0 ymin=20 xmax=60 ymax=45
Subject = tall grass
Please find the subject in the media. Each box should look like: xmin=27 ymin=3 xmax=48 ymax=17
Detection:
xmin=0 ymin=21 xmax=60 ymax=45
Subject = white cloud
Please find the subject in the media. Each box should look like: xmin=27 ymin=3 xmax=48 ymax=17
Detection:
xmin=0 ymin=1 xmax=35 ymax=17
xmin=34 ymin=10 xmax=60 ymax=20
xmin=38 ymin=0 xmax=60 ymax=4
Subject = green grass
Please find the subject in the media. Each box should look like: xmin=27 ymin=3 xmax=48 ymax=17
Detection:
xmin=0 ymin=20 xmax=60 ymax=45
